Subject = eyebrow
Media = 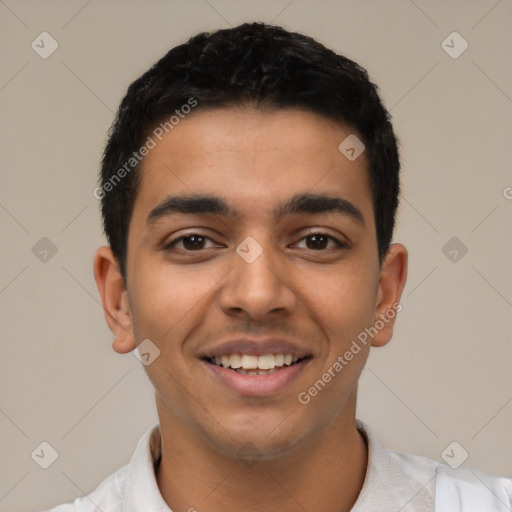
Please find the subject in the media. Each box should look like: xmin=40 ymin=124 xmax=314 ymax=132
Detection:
xmin=146 ymin=192 xmax=365 ymax=227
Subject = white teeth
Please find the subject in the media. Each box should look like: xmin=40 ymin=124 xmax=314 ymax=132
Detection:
xmin=241 ymin=354 xmax=258 ymax=369
xmin=274 ymin=354 xmax=284 ymax=366
xmin=229 ymin=353 xmax=242 ymax=369
xmin=210 ymin=353 xmax=303 ymax=370
xmin=257 ymin=354 xmax=275 ymax=370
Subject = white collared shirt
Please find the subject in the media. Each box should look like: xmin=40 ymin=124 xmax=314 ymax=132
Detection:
xmin=42 ymin=420 xmax=512 ymax=511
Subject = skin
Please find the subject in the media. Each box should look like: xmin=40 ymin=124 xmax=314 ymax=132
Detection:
xmin=94 ymin=107 xmax=407 ymax=512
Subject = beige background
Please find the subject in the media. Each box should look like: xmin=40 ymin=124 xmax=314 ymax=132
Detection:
xmin=1 ymin=0 xmax=511 ymax=510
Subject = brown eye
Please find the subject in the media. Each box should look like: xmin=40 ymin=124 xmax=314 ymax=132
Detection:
xmin=295 ymin=233 xmax=345 ymax=251
xmin=181 ymin=235 xmax=206 ymax=250
xmin=164 ymin=234 xmax=215 ymax=252
xmin=306 ymin=234 xmax=329 ymax=250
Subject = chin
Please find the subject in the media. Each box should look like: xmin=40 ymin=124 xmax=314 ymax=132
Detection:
xmin=205 ymin=409 xmax=311 ymax=462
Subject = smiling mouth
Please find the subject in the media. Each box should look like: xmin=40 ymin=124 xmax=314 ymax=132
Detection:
xmin=205 ymin=353 xmax=311 ymax=375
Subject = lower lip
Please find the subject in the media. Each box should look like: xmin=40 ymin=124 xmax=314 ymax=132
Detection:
xmin=203 ymin=359 xmax=310 ymax=396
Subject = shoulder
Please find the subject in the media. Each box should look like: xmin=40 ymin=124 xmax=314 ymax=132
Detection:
xmin=357 ymin=420 xmax=511 ymax=511
xmin=39 ymin=463 xmax=128 ymax=512
xmin=434 ymin=462 xmax=512 ymax=511
xmin=39 ymin=422 xmax=162 ymax=512
xmin=389 ymin=449 xmax=512 ymax=511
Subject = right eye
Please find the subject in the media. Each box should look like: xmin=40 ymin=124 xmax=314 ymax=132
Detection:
xmin=163 ymin=234 xmax=218 ymax=252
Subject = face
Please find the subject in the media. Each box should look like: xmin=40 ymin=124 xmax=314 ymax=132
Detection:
xmin=96 ymin=106 xmax=406 ymax=460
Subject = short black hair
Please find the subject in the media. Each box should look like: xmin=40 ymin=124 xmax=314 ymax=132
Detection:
xmin=99 ymin=22 xmax=399 ymax=280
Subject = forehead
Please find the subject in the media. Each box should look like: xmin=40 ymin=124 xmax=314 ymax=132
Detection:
xmin=133 ymin=107 xmax=373 ymax=224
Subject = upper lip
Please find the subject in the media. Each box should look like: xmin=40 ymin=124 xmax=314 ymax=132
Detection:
xmin=199 ymin=336 xmax=312 ymax=359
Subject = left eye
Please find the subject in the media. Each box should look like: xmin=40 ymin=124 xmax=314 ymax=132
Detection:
xmin=294 ymin=233 xmax=344 ymax=250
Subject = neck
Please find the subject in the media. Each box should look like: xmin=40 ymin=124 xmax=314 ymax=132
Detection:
xmin=155 ymin=397 xmax=368 ymax=512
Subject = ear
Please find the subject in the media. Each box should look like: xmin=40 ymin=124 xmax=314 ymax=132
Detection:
xmin=371 ymin=243 xmax=408 ymax=348
xmin=93 ymin=246 xmax=136 ymax=354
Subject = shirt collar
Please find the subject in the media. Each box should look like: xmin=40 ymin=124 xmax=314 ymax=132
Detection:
xmin=352 ymin=419 xmax=436 ymax=511
xmin=125 ymin=421 xmax=170 ymax=511
xmin=124 ymin=419 xmax=436 ymax=511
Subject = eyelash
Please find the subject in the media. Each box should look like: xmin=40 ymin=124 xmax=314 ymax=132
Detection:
xmin=163 ymin=232 xmax=347 ymax=253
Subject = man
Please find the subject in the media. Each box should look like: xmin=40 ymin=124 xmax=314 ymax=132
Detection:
xmin=44 ymin=22 xmax=512 ymax=512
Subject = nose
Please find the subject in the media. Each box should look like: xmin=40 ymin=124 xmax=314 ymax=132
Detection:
xmin=219 ymin=237 xmax=297 ymax=322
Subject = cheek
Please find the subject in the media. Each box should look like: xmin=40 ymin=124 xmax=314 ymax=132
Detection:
xmin=305 ymin=263 xmax=378 ymax=333
xmin=303 ymin=261 xmax=378 ymax=393
xmin=128 ymin=260 xmax=222 ymax=343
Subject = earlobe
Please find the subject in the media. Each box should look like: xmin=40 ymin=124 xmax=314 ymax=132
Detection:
xmin=371 ymin=243 xmax=408 ymax=348
xmin=93 ymin=246 xmax=137 ymax=354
